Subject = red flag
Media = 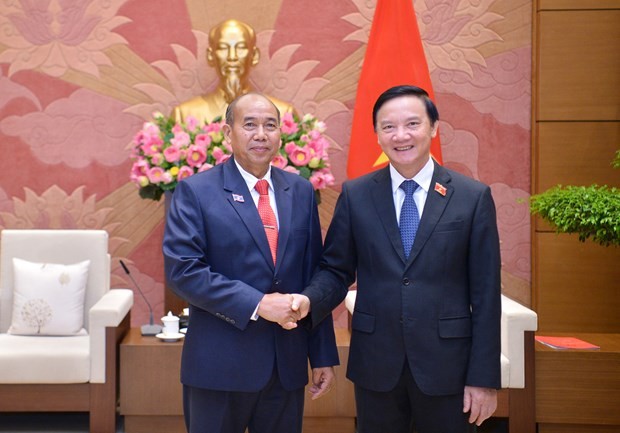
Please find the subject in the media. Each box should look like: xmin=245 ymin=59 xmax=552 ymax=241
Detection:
xmin=347 ymin=0 xmax=442 ymax=179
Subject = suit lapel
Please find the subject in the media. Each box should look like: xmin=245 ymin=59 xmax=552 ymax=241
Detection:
xmin=407 ymin=162 xmax=453 ymax=266
xmin=370 ymin=167 xmax=408 ymax=263
xmin=271 ymin=168 xmax=292 ymax=272
xmin=222 ymin=158 xmax=275 ymax=269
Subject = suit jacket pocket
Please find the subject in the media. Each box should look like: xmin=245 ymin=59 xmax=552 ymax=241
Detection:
xmin=351 ymin=311 xmax=375 ymax=334
xmin=438 ymin=316 xmax=472 ymax=338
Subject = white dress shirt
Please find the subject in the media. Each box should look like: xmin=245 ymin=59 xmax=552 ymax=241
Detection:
xmin=234 ymin=159 xmax=280 ymax=229
xmin=234 ymin=160 xmax=279 ymax=320
xmin=389 ymin=157 xmax=435 ymax=224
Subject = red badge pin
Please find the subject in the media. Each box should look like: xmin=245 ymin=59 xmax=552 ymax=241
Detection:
xmin=434 ymin=182 xmax=447 ymax=196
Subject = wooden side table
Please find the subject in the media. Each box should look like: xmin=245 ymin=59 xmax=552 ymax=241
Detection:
xmin=535 ymin=333 xmax=620 ymax=433
xmin=120 ymin=327 xmax=355 ymax=433
xmin=120 ymin=328 xmax=185 ymax=433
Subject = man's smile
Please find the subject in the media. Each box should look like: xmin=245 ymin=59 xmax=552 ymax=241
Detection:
xmin=395 ymin=145 xmax=414 ymax=151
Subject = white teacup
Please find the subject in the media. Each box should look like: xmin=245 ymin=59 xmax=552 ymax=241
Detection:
xmin=161 ymin=311 xmax=180 ymax=335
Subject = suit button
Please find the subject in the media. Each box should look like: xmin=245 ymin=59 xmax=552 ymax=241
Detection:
xmin=403 ymin=278 xmax=410 ymax=286
xmin=274 ymin=279 xmax=281 ymax=286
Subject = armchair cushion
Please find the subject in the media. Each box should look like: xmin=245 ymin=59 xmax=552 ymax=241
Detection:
xmin=0 ymin=333 xmax=89 ymax=383
xmin=8 ymin=258 xmax=90 ymax=336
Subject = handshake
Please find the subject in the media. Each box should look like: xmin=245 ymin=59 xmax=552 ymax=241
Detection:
xmin=257 ymin=293 xmax=311 ymax=330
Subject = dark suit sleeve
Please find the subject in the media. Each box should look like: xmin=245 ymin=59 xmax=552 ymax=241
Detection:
xmin=305 ymin=187 xmax=339 ymax=368
xmin=466 ymin=186 xmax=502 ymax=388
xmin=303 ymin=183 xmax=355 ymax=328
xmin=163 ymin=180 xmax=264 ymax=331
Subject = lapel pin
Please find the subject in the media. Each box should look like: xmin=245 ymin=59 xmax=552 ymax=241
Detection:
xmin=232 ymin=194 xmax=245 ymax=203
xmin=434 ymin=182 xmax=447 ymax=196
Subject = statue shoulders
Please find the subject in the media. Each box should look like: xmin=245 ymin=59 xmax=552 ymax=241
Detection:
xmin=177 ymin=94 xmax=210 ymax=107
xmin=172 ymin=91 xmax=297 ymax=124
xmin=172 ymin=93 xmax=226 ymax=124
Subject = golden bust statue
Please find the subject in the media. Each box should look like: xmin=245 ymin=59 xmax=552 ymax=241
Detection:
xmin=172 ymin=19 xmax=296 ymax=124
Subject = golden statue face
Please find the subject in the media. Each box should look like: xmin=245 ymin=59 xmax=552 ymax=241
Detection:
xmin=208 ymin=20 xmax=259 ymax=82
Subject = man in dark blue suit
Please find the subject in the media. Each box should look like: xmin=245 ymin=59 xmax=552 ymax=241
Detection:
xmin=294 ymin=85 xmax=501 ymax=433
xmin=163 ymin=93 xmax=338 ymax=433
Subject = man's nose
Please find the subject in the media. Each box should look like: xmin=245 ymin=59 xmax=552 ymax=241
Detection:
xmin=392 ymin=126 xmax=410 ymax=140
xmin=254 ymin=125 xmax=267 ymax=139
xmin=227 ymin=47 xmax=238 ymax=61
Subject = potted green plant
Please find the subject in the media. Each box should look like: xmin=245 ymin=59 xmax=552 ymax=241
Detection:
xmin=529 ymin=150 xmax=620 ymax=246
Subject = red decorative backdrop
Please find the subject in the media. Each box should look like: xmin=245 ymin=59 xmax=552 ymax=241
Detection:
xmin=0 ymin=0 xmax=532 ymax=327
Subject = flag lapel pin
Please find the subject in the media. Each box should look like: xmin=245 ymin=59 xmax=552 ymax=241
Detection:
xmin=434 ymin=182 xmax=447 ymax=196
xmin=232 ymin=194 xmax=245 ymax=203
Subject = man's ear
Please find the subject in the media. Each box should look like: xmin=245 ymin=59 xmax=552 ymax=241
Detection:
xmin=207 ymin=47 xmax=214 ymax=66
xmin=222 ymin=123 xmax=232 ymax=141
xmin=251 ymin=47 xmax=260 ymax=67
xmin=431 ymin=121 xmax=439 ymax=138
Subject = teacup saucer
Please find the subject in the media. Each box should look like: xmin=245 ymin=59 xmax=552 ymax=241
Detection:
xmin=155 ymin=332 xmax=185 ymax=342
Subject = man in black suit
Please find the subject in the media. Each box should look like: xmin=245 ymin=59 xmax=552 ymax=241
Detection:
xmin=293 ymin=85 xmax=501 ymax=433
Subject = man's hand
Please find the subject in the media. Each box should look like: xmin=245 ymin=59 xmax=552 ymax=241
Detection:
xmin=308 ymin=367 xmax=335 ymax=400
xmin=257 ymin=293 xmax=300 ymax=329
xmin=291 ymin=294 xmax=310 ymax=319
xmin=463 ymin=386 xmax=497 ymax=426
xmin=278 ymin=294 xmax=310 ymax=330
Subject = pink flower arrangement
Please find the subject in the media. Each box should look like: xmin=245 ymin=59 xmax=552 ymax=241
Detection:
xmin=130 ymin=111 xmax=335 ymax=202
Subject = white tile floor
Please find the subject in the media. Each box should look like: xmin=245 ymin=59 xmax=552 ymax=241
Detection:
xmin=0 ymin=413 xmax=124 ymax=433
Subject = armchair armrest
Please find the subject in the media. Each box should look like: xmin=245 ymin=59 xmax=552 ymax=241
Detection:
xmin=344 ymin=290 xmax=357 ymax=315
xmin=89 ymin=288 xmax=133 ymax=383
xmin=501 ymin=294 xmax=537 ymax=388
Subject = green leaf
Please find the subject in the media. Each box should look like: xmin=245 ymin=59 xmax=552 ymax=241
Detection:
xmin=530 ymin=185 xmax=620 ymax=246
xmin=298 ymin=166 xmax=311 ymax=179
xmin=139 ymin=185 xmax=164 ymax=201
xmin=613 ymin=149 xmax=620 ymax=169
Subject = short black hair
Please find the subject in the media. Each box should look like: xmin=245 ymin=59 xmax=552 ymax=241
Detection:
xmin=372 ymin=85 xmax=439 ymax=130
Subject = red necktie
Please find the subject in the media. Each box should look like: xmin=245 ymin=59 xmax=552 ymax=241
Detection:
xmin=255 ymin=179 xmax=278 ymax=264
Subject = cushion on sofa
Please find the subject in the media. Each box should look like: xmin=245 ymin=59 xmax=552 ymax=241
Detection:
xmin=8 ymin=258 xmax=90 ymax=336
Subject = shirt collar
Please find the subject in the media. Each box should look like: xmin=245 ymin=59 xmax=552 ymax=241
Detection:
xmin=234 ymin=159 xmax=274 ymax=192
xmin=389 ymin=157 xmax=435 ymax=195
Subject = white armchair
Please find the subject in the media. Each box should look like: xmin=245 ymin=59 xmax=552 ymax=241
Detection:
xmin=0 ymin=230 xmax=133 ymax=433
xmin=496 ymin=294 xmax=538 ymax=433
xmin=345 ymin=290 xmax=538 ymax=433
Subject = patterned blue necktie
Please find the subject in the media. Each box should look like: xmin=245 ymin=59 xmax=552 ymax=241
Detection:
xmin=399 ymin=180 xmax=420 ymax=259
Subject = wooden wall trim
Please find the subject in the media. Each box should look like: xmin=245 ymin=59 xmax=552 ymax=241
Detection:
xmin=531 ymin=0 xmax=540 ymax=305
xmin=539 ymin=0 xmax=620 ymax=10
xmin=534 ymin=234 xmax=620 ymax=332
xmin=536 ymin=10 xmax=620 ymax=121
